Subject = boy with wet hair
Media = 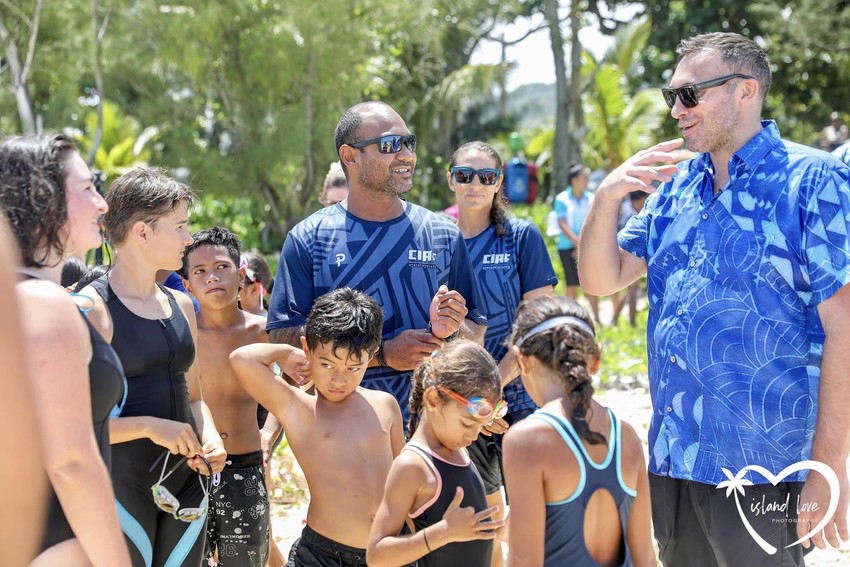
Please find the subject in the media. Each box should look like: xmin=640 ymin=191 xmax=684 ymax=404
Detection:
xmin=181 ymin=226 xmax=270 ymax=567
xmin=230 ymin=288 xmax=405 ymax=567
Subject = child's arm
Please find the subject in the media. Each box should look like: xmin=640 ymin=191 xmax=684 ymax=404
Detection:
xmin=503 ymin=421 xmax=547 ymax=567
xmin=229 ymin=342 xmax=309 ymax=426
xmin=387 ymin=397 xmax=405 ymax=458
xmin=367 ymin=452 xmax=503 ymax=567
xmin=622 ymin=420 xmax=656 ymax=567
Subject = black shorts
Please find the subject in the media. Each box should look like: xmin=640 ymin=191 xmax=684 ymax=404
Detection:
xmin=286 ymin=525 xmax=366 ymax=567
xmin=650 ymin=474 xmax=809 ymax=567
xmin=467 ymin=434 xmax=503 ymax=495
xmin=558 ymin=248 xmax=580 ymax=286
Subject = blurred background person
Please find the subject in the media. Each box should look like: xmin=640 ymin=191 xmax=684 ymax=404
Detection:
xmin=553 ymin=163 xmax=601 ymax=324
xmin=319 ymin=161 xmax=349 ymax=206
xmin=239 ymin=251 xmax=273 ymax=317
xmin=820 ymin=111 xmax=848 ymax=152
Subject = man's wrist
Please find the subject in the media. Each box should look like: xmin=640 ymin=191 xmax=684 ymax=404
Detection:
xmin=428 ymin=322 xmax=460 ymax=342
xmin=376 ymin=340 xmax=389 ymax=367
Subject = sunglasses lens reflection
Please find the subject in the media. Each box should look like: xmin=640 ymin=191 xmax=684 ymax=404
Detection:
xmin=453 ymin=168 xmax=474 ymax=184
xmin=479 ymin=170 xmax=500 ymax=185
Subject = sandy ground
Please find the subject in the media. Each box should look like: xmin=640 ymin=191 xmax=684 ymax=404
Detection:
xmin=266 ymin=386 xmax=850 ymax=566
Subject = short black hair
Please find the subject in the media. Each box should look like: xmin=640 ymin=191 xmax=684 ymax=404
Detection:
xmin=305 ymin=288 xmax=383 ymax=361
xmin=180 ymin=226 xmax=242 ymax=278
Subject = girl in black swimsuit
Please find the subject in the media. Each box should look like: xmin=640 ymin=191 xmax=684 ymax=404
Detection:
xmin=0 ymin=133 xmax=132 ymax=567
xmin=81 ymin=166 xmax=226 ymax=567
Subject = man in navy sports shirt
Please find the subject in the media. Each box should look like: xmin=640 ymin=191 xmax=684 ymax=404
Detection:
xmin=266 ymin=101 xmax=486 ymax=424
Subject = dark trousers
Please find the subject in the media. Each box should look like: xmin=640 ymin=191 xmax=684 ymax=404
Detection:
xmin=650 ymin=474 xmax=808 ymax=567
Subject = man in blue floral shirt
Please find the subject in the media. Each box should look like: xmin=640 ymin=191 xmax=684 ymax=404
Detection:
xmin=579 ymin=32 xmax=850 ymax=566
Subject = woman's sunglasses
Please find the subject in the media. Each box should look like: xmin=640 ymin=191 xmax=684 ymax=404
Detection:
xmin=450 ymin=166 xmax=501 ymax=186
xmin=438 ymin=385 xmax=508 ymax=420
xmin=661 ymin=73 xmax=754 ymax=109
xmin=150 ymin=452 xmax=212 ymax=522
xmin=349 ymin=134 xmax=417 ymax=154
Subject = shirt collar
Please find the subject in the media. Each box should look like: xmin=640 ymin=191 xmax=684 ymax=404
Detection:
xmin=731 ymin=120 xmax=781 ymax=171
xmin=691 ymin=120 xmax=782 ymax=180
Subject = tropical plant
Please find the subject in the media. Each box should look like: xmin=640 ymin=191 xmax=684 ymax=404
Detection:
xmin=72 ymin=100 xmax=158 ymax=182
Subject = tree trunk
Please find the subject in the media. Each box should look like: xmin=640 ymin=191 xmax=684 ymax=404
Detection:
xmin=544 ymin=0 xmax=570 ymax=192
xmin=569 ymin=0 xmax=584 ymax=165
xmin=87 ymin=0 xmax=109 ymax=166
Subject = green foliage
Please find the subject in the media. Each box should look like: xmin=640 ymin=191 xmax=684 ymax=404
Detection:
xmin=190 ymin=192 xmax=283 ymax=254
xmin=513 ymin=201 xmax=649 ymax=386
xmin=73 ymin=100 xmax=158 ymax=184
xmin=595 ymin=309 xmax=648 ymax=386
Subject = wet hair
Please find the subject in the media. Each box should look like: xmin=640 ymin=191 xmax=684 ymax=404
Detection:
xmin=0 ymin=133 xmax=78 ymax=267
xmin=73 ymin=264 xmax=109 ymax=293
xmin=676 ymin=32 xmax=771 ymax=102
xmin=449 ymin=141 xmax=508 ymax=238
xmin=103 ymin=166 xmax=194 ymax=246
xmin=508 ymin=296 xmax=605 ymax=445
xmin=180 ymin=226 xmax=241 ymax=278
xmin=61 ymin=256 xmax=88 ymax=288
xmin=567 ymin=163 xmax=586 ymax=185
xmin=241 ymin=251 xmax=273 ymax=290
xmin=407 ymin=340 xmax=501 ymax=439
xmin=305 ymin=287 xmax=383 ymax=363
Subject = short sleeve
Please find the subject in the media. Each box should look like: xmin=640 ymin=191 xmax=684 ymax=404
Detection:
xmin=447 ymin=232 xmax=487 ymax=326
xmin=266 ymin=230 xmax=314 ymax=331
xmin=801 ymin=163 xmax=850 ymax=305
xmin=617 ymin=192 xmax=658 ymax=261
xmin=517 ymin=221 xmax=558 ymax=293
xmin=554 ymin=195 xmax=567 ymax=220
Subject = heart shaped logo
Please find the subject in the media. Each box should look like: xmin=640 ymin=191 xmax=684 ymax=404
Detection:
xmin=717 ymin=460 xmax=839 ymax=555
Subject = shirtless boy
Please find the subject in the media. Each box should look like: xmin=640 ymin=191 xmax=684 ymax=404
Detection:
xmin=181 ymin=226 xmax=270 ymax=567
xmin=230 ymin=288 xmax=405 ymax=567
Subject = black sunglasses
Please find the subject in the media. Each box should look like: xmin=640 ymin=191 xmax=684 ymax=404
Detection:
xmin=661 ymin=73 xmax=754 ymax=109
xmin=349 ymin=134 xmax=416 ymax=154
xmin=450 ymin=166 xmax=501 ymax=186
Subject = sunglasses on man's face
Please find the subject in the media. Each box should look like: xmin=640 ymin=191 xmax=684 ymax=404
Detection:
xmin=450 ymin=166 xmax=502 ymax=186
xmin=349 ymin=134 xmax=417 ymax=154
xmin=438 ymin=385 xmax=508 ymax=420
xmin=661 ymin=73 xmax=754 ymax=109
xmin=151 ymin=452 xmax=212 ymax=522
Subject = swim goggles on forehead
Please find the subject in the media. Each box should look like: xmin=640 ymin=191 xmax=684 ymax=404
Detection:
xmin=661 ymin=73 xmax=754 ymax=109
xmin=438 ymin=385 xmax=508 ymax=420
xmin=150 ymin=452 xmax=212 ymax=522
xmin=450 ymin=166 xmax=501 ymax=186
xmin=348 ymin=134 xmax=417 ymax=154
xmin=513 ymin=315 xmax=595 ymax=348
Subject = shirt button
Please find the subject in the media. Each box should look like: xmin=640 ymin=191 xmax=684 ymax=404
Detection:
xmin=670 ymin=355 xmax=677 ymax=364
xmin=689 ymin=260 xmax=696 ymax=267
xmin=677 ymin=308 xmax=684 ymax=316
xmin=666 ymin=405 xmax=673 ymax=413
xmin=702 ymin=213 xmax=709 ymax=220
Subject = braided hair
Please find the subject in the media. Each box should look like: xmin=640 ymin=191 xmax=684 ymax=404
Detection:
xmin=407 ymin=339 xmax=501 ymax=440
xmin=508 ymin=296 xmax=606 ymax=445
xmin=449 ymin=141 xmax=509 ymax=237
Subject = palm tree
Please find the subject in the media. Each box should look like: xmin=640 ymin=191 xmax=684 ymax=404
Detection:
xmin=526 ymin=18 xmax=667 ymax=179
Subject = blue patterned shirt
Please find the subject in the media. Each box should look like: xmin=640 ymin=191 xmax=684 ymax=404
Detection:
xmin=618 ymin=121 xmax=850 ymax=484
